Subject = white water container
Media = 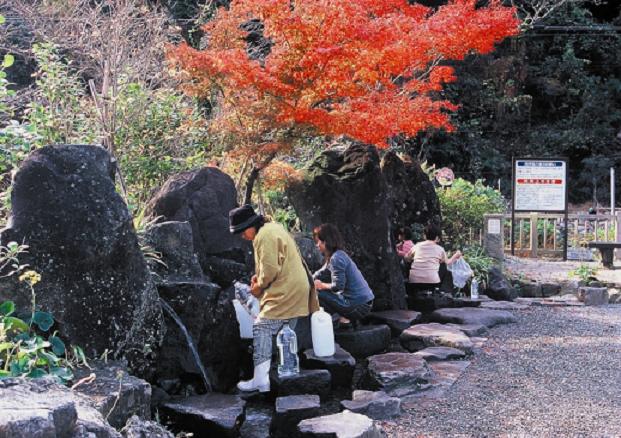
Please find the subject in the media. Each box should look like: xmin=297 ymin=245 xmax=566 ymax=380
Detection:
xmin=233 ymin=299 xmax=254 ymax=339
xmin=311 ymin=307 xmax=335 ymax=357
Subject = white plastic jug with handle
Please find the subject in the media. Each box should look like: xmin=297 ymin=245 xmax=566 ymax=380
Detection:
xmin=311 ymin=307 xmax=335 ymax=357
xmin=232 ymin=299 xmax=254 ymax=339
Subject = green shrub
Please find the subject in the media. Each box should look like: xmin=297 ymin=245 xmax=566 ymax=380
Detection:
xmin=463 ymin=245 xmax=496 ymax=286
xmin=437 ymin=178 xmax=505 ymax=250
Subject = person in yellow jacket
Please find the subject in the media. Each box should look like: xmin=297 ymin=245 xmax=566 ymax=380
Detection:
xmin=229 ymin=204 xmax=319 ymax=392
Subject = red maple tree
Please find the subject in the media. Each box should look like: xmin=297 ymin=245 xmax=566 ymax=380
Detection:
xmin=170 ymin=0 xmax=520 ymax=202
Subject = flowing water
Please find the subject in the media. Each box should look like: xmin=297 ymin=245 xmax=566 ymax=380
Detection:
xmin=159 ymin=298 xmax=213 ymax=392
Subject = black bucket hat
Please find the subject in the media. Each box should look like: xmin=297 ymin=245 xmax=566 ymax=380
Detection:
xmin=229 ymin=204 xmax=263 ymax=234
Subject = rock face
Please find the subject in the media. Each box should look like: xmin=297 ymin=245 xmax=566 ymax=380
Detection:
xmin=578 ymin=287 xmax=609 ymax=306
xmin=143 ymin=219 xmax=243 ymax=392
xmin=297 ymin=410 xmax=386 ymax=438
xmin=72 ymin=361 xmax=151 ymax=430
xmin=0 ymin=145 xmax=163 ymax=376
xmin=272 ymin=395 xmax=321 ymax=437
xmin=288 ymin=143 xmax=407 ymax=310
xmin=161 ymin=393 xmax=246 ymax=438
xmin=0 ymin=378 xmax=121 ymax=438
xmin=270 ymin=369 xmax=332 ymax=400
xmin=400 ymin=323 xmax=474 ymax=353
xmin=365 ymin=310 xmax=422 ymax=336
xmin=361 ymin=352 xmax=433 ymax=398
xmin=156 ymin=282 xmax=242 ymax=392
xmin=381 ymin=151 xmax=442 ymax=234
xmin=486 ymin=267 xmax=518 ymax=301
xmin=145 ymin=167 xmax=251 ymax=278
xmin=412 ymin=346 xmax=467 ymax=362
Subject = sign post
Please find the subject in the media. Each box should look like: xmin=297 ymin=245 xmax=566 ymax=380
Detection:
xmin=511 ymin=158 xmax=568 ymax=260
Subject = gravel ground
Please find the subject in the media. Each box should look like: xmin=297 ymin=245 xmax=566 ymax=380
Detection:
xmin=379 ymin=304 xmax=621 ymax=437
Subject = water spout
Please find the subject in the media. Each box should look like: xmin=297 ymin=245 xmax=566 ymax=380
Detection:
xmin=159 ymin=298 xmax=213 ymax=392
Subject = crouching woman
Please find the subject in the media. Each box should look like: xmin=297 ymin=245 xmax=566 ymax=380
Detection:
xmin=229 ymin=205 xmax=319 ymax=393
xmin=312 ymin=223 xmax=374 ymax=327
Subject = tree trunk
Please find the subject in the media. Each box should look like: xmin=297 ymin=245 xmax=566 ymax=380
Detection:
xmin=244 ymin=166 xmax=261 ymax=206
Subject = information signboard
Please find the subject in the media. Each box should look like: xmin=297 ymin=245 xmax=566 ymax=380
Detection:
xmin=513 ymin=159 xmax=567 ymax=212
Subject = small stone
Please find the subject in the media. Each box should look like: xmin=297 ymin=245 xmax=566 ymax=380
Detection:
xmin=365 ymin=310 xmax=422 ymax=336
xmin=271 ymin=369 xmax=331 ymax=399
xmin=297 ymin=410 xmax=386 ymax=437
xmin=272 ymin=395 xmax=321 ymax=437
xmin=400 ymin=323 xmax=473 ymax=353
xmin=578 ymin=287 xmax=609 ymax=306
xmin=301 ymin=344 xmax=356 ymax=387
xmin=335 ymin=324 xmax=391 ymax=358
xmin=121 ymin=415 xmax=174 ymax=438
xmin=413 ymin=346 xmax=467 ymax=361
xmin=341 ymin=390 xmax=401 ymax=420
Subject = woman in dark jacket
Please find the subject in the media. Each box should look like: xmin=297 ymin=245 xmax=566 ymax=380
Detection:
xmin=312 ymin=223 xmax=374 ymax=326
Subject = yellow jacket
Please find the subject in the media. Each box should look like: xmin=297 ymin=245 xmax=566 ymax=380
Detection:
xmin=254 ymin=222 xmax=318 ymax=319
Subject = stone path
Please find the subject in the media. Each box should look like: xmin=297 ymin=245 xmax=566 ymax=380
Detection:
xmin=379 ymin=304 xmax=621 ymax=437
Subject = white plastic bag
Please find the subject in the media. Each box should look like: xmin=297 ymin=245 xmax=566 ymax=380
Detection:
xmin=447 ymin=258 xmax=473 ymax=289
xmin=232 ymin=282 xmax=260 ymax=339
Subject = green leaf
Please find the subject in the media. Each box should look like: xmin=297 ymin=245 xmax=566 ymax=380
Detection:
xmin=32 ymin=311 xmax=54 ymax=331
xmin=4 ymin=316 xmax=29 ymax=332
xmin=27 ymin=368 xmax=47 ymax=378
xmin=2 ymin=54 xmax=14 ymax=69
xmin=0 ymin=342 xmax=13 ymax=353
xmin=0 ymin=301 xmax=14 ymax=316
xmin=49 ymin=336 xmax=65 ymax=356
xmin=39 ymin=350 xmax=59 ymax=366
xmin=0 ymin=15 xmax=5 ymax=25
xmin=50 ymin=366 xmax=73 ymax=382
xmin=0 ymin=370 xmax=10 ymax=378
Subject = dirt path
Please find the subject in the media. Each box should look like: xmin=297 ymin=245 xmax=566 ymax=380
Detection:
xmin=380 ymin=304 xmax=621 ymax=437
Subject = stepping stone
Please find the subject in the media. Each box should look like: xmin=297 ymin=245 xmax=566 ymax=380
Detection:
xmin=272 ymin=395 xmax=321 ymax=437
xmin=578 ymin=287 xmax=609 ymax=306
xmin=401 ymin=360 xmax=471 ymax=408
xmin=297 ymin=410 xmax=385 ymax=438
xmin=444 ymin=323 xmax=488 ymax=336
xmin=364 ymin=310 xmax=422 ymax=336
xmin=480 ymin=301 xmax=529 ymax=311
xmin=340 ymin=390 xmax=401 ymax=420
xmin=270 ymin=369 xmax=331 ymax=400
xmin=161 ymin=393 xmax=245 ymax=437
xmin=407 ymin=290 xmax=480 ymax=312
xmin=412 ymin=346 xmax=466 ymax=361
xmin=430 ymin=307 xmax=516 ymax=328
xmin=400 ymin=323 xmax=473 ymax=353
xmin=301 ymin=344 xmax=356 ymax=387
xmin=240 ymin=405 xmax=272 ymax=438
xmin=518 ymin=281 xmax=543 ymax=297
xmin=334 ymin=324 xmax=391 ymax=358
xmin=360 ymin=352 xmax=433 ymax=398
xmin=469 ymin=336 xmax=488 ymax=349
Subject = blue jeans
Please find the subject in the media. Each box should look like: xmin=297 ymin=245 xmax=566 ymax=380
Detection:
xmin=318 ymin=291 xmax=372 ymax=321
xmin=252 ymin=317 xmax=297 ymax=366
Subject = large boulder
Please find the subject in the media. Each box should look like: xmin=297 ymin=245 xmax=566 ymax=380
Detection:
xmin=0 ymin=145 xmax=163 ymax=377
xmin=144 ymin=167 xmax=252 ymax=279
xmin=288 ymin=143 xmax=406 ymax=310
xmin=0 ymin=378 xmax=121 ymax=437
xmin=485 ymin=267 xmax=518 ymax=301
xmin=381 ymin=151 xmax=442 ymax=235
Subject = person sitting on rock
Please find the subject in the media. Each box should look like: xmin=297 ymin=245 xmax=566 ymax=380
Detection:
xmin=396 ymin=226 xmax=414 ymax=258
xmin=405 ymin=223 xmax=462 ymax=292
xmin=312 ymin=223 xmax=375 ymax=328
xmin=229 ymin=204 xmax=319 ymax=393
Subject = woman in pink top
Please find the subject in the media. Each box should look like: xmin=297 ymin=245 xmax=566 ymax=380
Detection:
xmin=395 ymin=226 xmax=414 ymax=258
xmin=404 ymin=224 xmax=461 ymax=291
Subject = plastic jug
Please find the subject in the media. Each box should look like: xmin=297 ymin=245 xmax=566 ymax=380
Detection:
xmin=471 ymin=278 xmax=479 ymax=300
xmin=276 ymin=321 xmax=299 ymax=377
xmin=311 ymin=307 xmax=335 ymax=357
xmin=232 ymin=299 xmax=254 ymax=339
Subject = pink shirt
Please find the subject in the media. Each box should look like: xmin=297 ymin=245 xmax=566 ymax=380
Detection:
xmin=396 ymin=240 xmax=414 ymax=257
xmin=405 ymin=241 xmax=447 ymax=284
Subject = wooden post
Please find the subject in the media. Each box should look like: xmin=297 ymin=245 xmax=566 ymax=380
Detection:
xmin=530 ymin=212 xmax=538 ymax=258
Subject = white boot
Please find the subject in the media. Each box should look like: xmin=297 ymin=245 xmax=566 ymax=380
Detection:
xmin=237 ymin=360 xmax=271 ymax=392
